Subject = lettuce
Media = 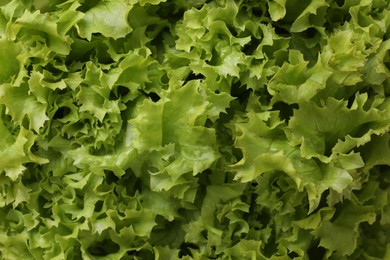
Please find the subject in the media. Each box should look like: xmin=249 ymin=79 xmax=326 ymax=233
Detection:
xmin=1 ymin=0 xmax=390 ymax=259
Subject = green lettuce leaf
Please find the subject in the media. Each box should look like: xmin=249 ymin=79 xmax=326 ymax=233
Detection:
xmin=76 ymin=0 xmax=132 ymax=41
xmin=1 ymin=0 xmax=390 ymax=259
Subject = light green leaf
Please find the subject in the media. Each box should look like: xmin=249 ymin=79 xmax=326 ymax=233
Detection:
xmin=76 ymin=1 xmax=132 ymax=41
xmin=10 ymin=10 xmax=73 ymax=54
xmin=0 ymin=39 xmax=20 ymax=84
xmin=0 ymin=83 xmax=49 ymax=132
xmin=288 ymin=94 xmax=383 ymax=160
xmin=268 ymin=0 xmax=286 ymax=22
xmin=268 ymin=50 xmax=332 ymax=104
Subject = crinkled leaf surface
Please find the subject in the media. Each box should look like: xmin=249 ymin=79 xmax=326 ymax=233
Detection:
xmin=1 ymin=0 xmax=390 ymax=259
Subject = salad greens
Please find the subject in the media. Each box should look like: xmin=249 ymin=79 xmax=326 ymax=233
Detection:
xmin=1 ymin=0 xmax=390 ymax=259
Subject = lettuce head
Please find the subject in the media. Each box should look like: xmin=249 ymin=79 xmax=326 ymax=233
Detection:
xmin=0 ymin=0 xmax=390 ymax=259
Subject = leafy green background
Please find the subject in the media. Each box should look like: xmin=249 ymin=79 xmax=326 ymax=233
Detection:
xmin=0 ymin=0 xmax=390 ymax=259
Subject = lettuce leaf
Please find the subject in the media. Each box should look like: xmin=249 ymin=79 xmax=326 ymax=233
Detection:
xmin=1 ymin=0 xmax=390 ymax=259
